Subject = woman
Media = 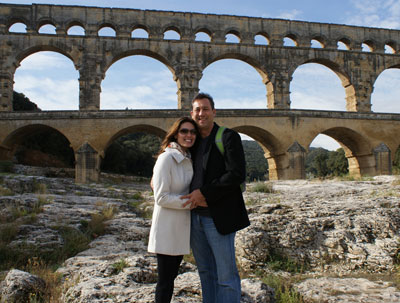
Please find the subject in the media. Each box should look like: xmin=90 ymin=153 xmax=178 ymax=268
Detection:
xmin=148 ymin=117 xmax=198 ymax=303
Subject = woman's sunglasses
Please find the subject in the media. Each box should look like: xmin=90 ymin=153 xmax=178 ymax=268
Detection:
xmin=179 ymin=128 xmax=197 ymax=135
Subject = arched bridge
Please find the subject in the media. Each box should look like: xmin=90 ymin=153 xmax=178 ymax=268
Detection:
xmin=0 ymin=109 xmax=398 ymax=183
xmin=0 ymin=3 xmax=399 ymax=182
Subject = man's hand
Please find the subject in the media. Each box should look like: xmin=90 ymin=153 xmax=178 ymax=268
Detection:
xmin=181 ymin=189 xmax=207 ymax=209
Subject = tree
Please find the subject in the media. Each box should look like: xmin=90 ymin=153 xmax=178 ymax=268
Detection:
xmin=242 ymin=140 xmax=269 ymax=181
xmin=327 ymin=148 xmax=348 ymax=176
xmin=12 ymin=91 xmax=40 ymax=111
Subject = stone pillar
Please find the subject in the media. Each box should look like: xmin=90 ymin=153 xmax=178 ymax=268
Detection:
xmin=78 ymin=57 xmax=103 ymax=110
xmin=240 ymin=33 xmax=255 ymax=44
xmin=75 ymin=142 xmax=100 ymax=183
xmin=346 ymin=68 xmax=373 ymax=112
xmin=373 ymin=143 xmax=392 ymax=175
xmin=265 ymin=70 xmax=291 ymax=109
xmin=211 ymin=31 xmax=225 ymax=43
xmin=287 ymin=141 xmax=306 ymax=179
xmin=0 ymin=71 xmax=13 ymax=111
xmin=175 ymin=67 xmax=202 ymax=110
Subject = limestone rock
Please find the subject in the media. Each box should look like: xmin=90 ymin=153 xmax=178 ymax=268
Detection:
xmin=295 ymin=277 xmax=400 ymax=303
xmin=0 ymin=269 xmax=46 ymax=303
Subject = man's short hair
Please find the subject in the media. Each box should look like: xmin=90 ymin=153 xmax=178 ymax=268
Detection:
xmin=192 ymin=92 xmax=215 ymax=109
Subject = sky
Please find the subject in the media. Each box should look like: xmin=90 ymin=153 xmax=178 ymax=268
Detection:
xmin=4 ymin=0 xmax=400 ymax=150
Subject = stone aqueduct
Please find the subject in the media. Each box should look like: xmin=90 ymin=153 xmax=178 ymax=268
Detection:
xmin=0 ymin=3 xmax=399 ymax=183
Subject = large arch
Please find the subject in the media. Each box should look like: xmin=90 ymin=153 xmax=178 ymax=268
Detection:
xmin=307 ymin=127 xmax=374 ymax=177
xmin=13 ymin=48 xmax=80 ymax=110
xmin=101 ymin=124 xmax=164 ymax=177
xmin=371 ymin=66 xmax=400 ymax=113
xmin=101 ymin=52 xmax=178 ymax=109
xmin=1 ymin=124 xmax=75 ymax=167
xmin=290 ymin=60 xmax=350 ymax=111
xmin=200 ymin=54 xmax=269 ymax=108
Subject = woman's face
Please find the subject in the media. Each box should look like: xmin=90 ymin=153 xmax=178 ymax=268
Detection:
xmin=175 ymin=122 xmax=197 ymax=151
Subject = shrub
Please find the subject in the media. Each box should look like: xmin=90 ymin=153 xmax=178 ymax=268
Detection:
xmin=111 ymin=258 xmax=129 ymax=275
xmin=0 ymin=160 xmax=14 ymax=173
xmin=249 ymin=182 xmax=274 ymax=193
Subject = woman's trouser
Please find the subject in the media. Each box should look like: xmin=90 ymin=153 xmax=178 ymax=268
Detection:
xmin=155 ymin=253 xmax=183 ymax=303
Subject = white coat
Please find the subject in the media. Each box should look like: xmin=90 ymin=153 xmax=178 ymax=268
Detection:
xmin=148 ymin=146 xmax=193 ymax=255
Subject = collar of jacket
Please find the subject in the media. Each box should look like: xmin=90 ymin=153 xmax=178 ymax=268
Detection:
xmin=164 ymin=147 xmax=190 ymax=163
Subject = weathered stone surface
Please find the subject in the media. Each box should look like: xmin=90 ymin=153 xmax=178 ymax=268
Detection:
xmin=0 ymin=269 xmax=46 ymax=303
xmin=295 ymin=277 xmax=400 ymax=303
xmin=0 ymin=170 xmax=399 ymax=302
xmin=237 ymin=177 xmax=400 ymax=276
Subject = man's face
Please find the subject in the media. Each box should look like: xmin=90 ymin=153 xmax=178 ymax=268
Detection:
xmin=191 ymin=98 xmax=216 ymax=131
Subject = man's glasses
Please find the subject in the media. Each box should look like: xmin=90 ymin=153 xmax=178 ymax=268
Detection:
xmin=179 ymin=128 xmax=197 ymax=135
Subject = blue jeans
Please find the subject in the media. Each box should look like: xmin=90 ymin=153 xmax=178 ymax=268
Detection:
xmin=190 ymin=212 xmax=241 ymax=303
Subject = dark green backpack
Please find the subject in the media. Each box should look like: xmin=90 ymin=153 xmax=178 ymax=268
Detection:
xmin=215 ymin=126 xmax=246 ymax=192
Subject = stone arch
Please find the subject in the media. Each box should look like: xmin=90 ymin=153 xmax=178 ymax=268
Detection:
xmin=231 ymin=125 xmax=282 ymax=180
xmin=289 ymin=58 xmax=353 ymax=110
xmin=254 ymin=32 xmax=270 ymax=45
xmin=370 ymin=64 xmax=400 ymax=113
xmin=101 ymin=124 xmax=164 ymax=176
xmin=15 ymin=45 xmax=78 ymax=71
xmin=37 ymin=18 xmax=57 ymax=32
xmin=104 ymin=124 xmax=165 ymax=152
xmin=385 ymin=42 xmax=396 ymax=54
xmin=307 ymin=127 xmax=374 ymax=177
xmin=284 ymin=32 xmax=299 ymax=46
xmin=66 ymin=19 xmax=86 ymax=34
xmin=131 ymin=24 xmax=149 ymax=38
xmin=194 ymin=27 xmax=212 ymax=42
xmin=163 ymin=25 xmax=181 ymax=39
xmin=105 ymin=49 xmax=175 ymax=78
xmin=98 ymin=22 xmax=117 ymax=36
xmin=12 ymin=47 xmax=80 ymax=110
xmin=1 ymin=124 xmax=75 ymax=165
xmin=7 ymin=17 xmax=28 ymax=31
xmin=311 ymin=35 xmax=326 ymax=48
xmin=362 ymin=39 xmax=375 ymax=52
xmin=225 ymin=28 xmax=241 ymax=41
xmin=336 ymin=37 xmax=351 ymax=49
xmin=99 ymin=49 xmax=181 ymax=109
xmin=202 ymin=53 xmax=270 ymax=107
xmin=205 ymin=52 xmax=267 ymax=79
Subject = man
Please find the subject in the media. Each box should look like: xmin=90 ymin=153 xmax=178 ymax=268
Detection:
xmin=181 ymin=92 xmax=250 ymax=303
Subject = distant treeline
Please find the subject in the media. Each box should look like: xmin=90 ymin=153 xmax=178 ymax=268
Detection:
xmin=11 ymin=90 xmax=400 ymax=178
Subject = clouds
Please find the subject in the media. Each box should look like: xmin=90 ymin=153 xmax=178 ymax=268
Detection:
xmin=347 ymin=0 xmax=400 ymax=29
xmin=14 ymin=75 xmax=79 ymax=110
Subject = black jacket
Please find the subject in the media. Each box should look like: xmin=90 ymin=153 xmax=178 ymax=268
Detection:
xmin=192 ymin=123 xmax=250 ymax=235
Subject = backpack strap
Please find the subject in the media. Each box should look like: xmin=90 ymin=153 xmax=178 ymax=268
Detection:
xmin=215 ymin=126 xmax=246 ymax=192
xmin=215 ymin=126 xmax=227 ymax=155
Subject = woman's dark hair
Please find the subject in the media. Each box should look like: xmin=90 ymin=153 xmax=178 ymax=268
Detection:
xmin=157 ymin=117 xmax=198 ymax=156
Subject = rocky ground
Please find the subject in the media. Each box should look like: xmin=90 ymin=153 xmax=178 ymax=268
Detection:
xmin=0 ymin=165 xmax=400 ymax=302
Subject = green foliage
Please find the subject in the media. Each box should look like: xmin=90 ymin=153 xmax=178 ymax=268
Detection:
xmin=306 ymin=147 xmax=348 ymax=178
xmin=242 ymin=140 xmax=269 ymax=181
xmin=0 ymin=160 xmax=14 ymax=173
xmin=101 ymin=133 xmax=161 ymax=177
xmin=12 ymin=91 xmax=40 ymax=111
xmin=249 ymin=182 xmax=274 ymax=193
xmin=258 ymin=272 xmax=305 ymax=303
xmin=266 ymin=249 xmax=307 ymax=274
xmin=111 ymin=258 xmax=129 ymax=275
